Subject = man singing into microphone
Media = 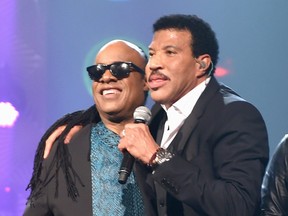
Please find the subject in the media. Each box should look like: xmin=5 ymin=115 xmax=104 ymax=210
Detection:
xmin=118 ymin=14 xmax=269 ymax=216
xmin=24 ymin=39 xmax=149 ymax=215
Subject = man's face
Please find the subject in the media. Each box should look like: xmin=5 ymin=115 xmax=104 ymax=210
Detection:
xmin=146 ymin=29 xmax=203 ymax=108
xmin=92 ymin=42 xmax=148 ymax=121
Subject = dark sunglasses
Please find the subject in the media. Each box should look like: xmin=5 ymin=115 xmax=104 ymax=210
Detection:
xmin=87 ymin=61 xmax=145 ymax=81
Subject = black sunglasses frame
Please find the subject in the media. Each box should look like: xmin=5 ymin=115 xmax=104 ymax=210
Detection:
xmin=87 ymin=61 xmax=145 ymax=81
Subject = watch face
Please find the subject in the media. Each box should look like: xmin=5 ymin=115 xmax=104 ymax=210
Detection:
xmin=155 ymin=148 xmax=173 ymax=165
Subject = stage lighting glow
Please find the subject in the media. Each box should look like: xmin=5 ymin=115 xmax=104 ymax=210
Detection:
xmin=4 ymin=187 xmax=11 ymax=193
xmin=0 ymin=102 xmax=19 ymax=127
xmin=215 ymin=67 xmax=229 ymax=77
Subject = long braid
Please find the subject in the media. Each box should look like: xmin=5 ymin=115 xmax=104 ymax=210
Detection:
xmin=26 ymin=105 xmax=98 ymax=204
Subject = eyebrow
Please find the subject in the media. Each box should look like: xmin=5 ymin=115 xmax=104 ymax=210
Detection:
xmin=148 ymin=45 xmax=180 ymax=51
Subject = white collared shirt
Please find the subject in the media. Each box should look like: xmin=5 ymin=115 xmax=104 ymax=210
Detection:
xmin=160 ymin=77 xmax=210 ymax=149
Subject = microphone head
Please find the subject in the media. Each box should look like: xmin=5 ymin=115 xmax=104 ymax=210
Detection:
xmin=133 ymin=106 xmax=152 ymax=124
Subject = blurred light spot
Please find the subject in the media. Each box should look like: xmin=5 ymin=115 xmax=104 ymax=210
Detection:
xmin=0 ymin=102 xmax=19 ymax=127
xmin=215 ymin=67 xmax=229 ymax=77
xmin=4 ymin=187 xmax=11 ymax=193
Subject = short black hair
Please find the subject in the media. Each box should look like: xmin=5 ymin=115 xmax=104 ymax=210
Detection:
xmin=153 ymin=14 xmax=219 ymax=74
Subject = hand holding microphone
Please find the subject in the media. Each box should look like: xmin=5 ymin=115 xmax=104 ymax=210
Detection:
xmin=118 ymin=106 xmax=152 ymax=184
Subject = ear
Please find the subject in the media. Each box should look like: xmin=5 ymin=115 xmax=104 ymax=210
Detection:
xmin=198 ymin=54 xmax=211 ymax=70
xmin=195 ymin=54 xmax=212 ymax=78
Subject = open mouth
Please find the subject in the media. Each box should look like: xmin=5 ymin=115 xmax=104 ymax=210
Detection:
xmin=102 ymin=88 xmax=121 ymax=96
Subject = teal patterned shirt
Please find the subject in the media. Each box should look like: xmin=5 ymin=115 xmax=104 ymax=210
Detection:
xmin=90 ymin=122 xmax=144 ymax=216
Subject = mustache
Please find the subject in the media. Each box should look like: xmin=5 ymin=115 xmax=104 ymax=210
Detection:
xmin=148 ymin=70 xmax=169 ymax=81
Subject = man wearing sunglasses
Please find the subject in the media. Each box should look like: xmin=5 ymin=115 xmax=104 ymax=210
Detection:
xmin=24 ymin=39 xmax=149 ymax=215
xmin=35 ymin=14 xmax=269 ymax=215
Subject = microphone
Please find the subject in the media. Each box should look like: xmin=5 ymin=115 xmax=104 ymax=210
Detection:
xmin=118 ymin=106 xmax=152 ymax=184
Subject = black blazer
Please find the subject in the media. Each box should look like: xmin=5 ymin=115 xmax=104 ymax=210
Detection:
xmin=24 ymin=120 xmax=146 ymax=216
xmin=24 ymin=124 xmax=94 ymax=216
xmin=136 ymin=76 xmax=269 ymax=216
xmin=261 ymin=134 xmax=288 ymax=215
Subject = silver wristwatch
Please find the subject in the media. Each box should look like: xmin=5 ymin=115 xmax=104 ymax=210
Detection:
xmin=153 ymin=148 xmax=174 ymax=166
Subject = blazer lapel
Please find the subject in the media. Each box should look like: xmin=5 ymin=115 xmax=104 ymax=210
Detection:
xmin=168 ymin=77 xmax=220 ymax=153
xmin=150 ymin=104 xmax=167 ymax=145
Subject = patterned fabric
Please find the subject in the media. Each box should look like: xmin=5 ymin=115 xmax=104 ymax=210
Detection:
xmin=91 ymin=122 xmax=144 ymax=216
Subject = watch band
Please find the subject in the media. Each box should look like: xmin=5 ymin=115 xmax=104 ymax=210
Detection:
xmin=148 ymin=148 xmax=173 ymax=168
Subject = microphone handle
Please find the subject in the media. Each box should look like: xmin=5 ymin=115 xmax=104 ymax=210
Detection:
xmin=118 ymin=119 xmax=146 ymax=184
xmin=118 ymin=151 xmax=135 ymax=184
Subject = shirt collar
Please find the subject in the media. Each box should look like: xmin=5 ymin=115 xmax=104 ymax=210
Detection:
xmin=161 ymin=77 xmax=210 ymax=118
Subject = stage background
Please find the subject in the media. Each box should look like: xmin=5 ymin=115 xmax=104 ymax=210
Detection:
xmin=0 ymin=0 xmax=287 ymax=215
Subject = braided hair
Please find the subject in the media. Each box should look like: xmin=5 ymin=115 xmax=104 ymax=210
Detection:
xmin=26 ymin=105 xmax=98 ymax=204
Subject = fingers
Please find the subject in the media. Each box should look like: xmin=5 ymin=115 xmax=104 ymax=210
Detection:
xmin=118 ymin=138 xmax=125 ymax=153
xmin=44 ymin=125 xmax=66 ymax=159
xmin=117 ymin=124 xmax=158 ymax=164
xmin=120 ymin=129 xmax=126 ymax=138
xmin=64 ymin=125 xmax=83 ymax=144
xmin=43 ymin=125 xmax=83 ymax=159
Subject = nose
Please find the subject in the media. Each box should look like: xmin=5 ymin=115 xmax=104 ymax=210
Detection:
xmin=99 ymin=69 xmax=117 ymax=83
xmin=147 ymin=55 xmax=162 ymax=71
